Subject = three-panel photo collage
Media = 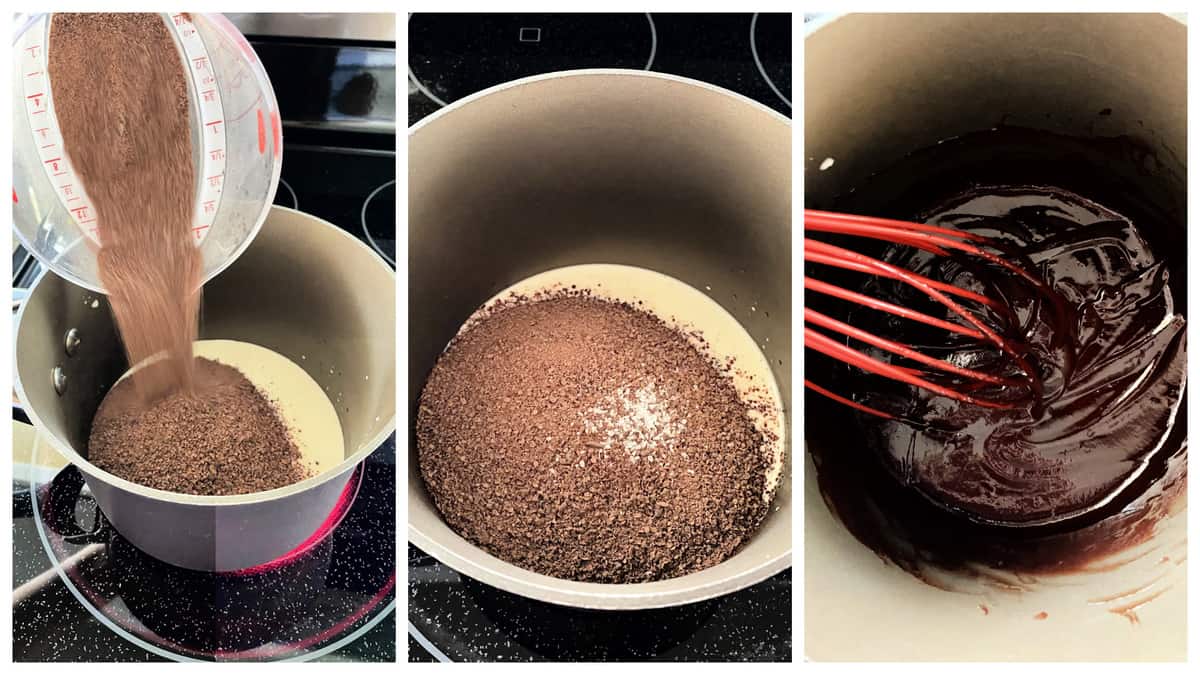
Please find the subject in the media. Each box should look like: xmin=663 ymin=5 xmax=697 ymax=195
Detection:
xmin=4 ymin=8 xmax=1191 ymax=665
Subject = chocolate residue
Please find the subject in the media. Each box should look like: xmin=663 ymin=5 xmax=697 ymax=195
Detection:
xmin=1108 ymin=586 xmax=1169 ymax=626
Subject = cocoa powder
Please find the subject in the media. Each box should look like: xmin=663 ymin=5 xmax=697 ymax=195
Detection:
xmin=50 ymin=14 xmax=304 ymax=494
xmin=89 ymin=358 xmax=307 ymax=496
xmin=416 ymin=293 xmax=771 ymax=583
xmin=49 ymin=13 xmax=200 ymax=401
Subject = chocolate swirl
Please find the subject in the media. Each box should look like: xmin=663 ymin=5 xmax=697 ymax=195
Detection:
xmin=843 ymin=186 xmax=1186 ymax=528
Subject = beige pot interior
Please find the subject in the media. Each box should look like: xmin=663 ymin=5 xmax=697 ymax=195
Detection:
xmin=409 ymin=70 xmax=792 ymax=609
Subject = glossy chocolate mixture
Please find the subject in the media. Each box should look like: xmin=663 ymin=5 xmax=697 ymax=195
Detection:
xmin=851 ymin=186 xmax=1185 ymax=526
xmin=806 ymin=128 xmax=1187 ymax=576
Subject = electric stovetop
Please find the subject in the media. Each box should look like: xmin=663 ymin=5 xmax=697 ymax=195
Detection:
xmin=407 ymin=12 xmax=791 ymax=662
xmin=12 ymin=27 xmax=397 ymax=662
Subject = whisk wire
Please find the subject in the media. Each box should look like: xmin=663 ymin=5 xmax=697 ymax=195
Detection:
xmin=804 ymin=210 xmax=1044 ymax=419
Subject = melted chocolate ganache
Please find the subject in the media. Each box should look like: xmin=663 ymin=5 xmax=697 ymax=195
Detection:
xmin=856 ymin=186 xmax=1185 ymax=525
xmin=807 ymin=130 xmax=1187 ymax=578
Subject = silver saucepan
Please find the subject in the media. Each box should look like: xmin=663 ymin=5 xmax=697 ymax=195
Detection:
xmin=409 ymin=70 xmax=792 ymax=609
xmin=15 ymin=206 xmax=396 ymax=572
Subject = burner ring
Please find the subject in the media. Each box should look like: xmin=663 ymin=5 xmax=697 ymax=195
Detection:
xmin=409 ymin=622 xmax=452 ymax=662
xmin=750 ymin=13 xmax=790 ymax=109
xmin=26 ymin=445 xmax=396 ymax=661
xmin=361 ymin=179 xmax=396 ymax=265
xmin=409 ymin=13 xmax=658 ymax=108
xmin=276 ymin=178 xmax=299 ymax=210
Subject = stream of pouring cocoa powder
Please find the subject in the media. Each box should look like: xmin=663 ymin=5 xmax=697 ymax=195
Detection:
xmin=48 ymin=13 xmax=201 ymax=402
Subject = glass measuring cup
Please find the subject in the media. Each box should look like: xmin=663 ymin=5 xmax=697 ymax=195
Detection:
xmin=12 ymin=13 xmax=282 ymax=293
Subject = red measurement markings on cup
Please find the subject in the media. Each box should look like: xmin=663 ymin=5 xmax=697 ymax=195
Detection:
xmin=23 ymin=33 xmax=101 ymax=242
xmin=271 ymin=111 xmax=282 ymax=159
xmin=27 ymin=90 xmax=48 ymax=115
xmin=45 ymin=157 xmax=68 ymax=177
xmin=257 ymin=109 xmax=266 ymax=154
xmin=173 ymin=15 xmax=225 ymax=245
xmin=70 ymin=205 xmax=94 ymax=222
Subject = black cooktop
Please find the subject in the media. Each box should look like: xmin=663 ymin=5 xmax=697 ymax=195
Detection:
xmin=407 ymin=12 xmax=791 ymax=663
xmin=408 ymin=546 xmax=790 ymax=662
xmin=409 ymin=12 xmax=790 ymax=124
xmin=12 ymin=27 xmax=397 ymax=662
xmin=13 ymin=441 xmax=396 ymax=662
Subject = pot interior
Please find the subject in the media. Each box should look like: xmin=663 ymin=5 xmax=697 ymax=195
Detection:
xmin=805 ymin=13 xmax=1185 ymax=229
xmin=805 ymin=12 xmax=1186 ymax=442
xmin=16 ymin=207 xmax=396 ymax=476
xmin=409 ymin=71 xmax=792 ymax=604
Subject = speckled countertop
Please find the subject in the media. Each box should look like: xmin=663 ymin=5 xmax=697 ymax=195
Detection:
xmin=13 ymin=441 xmax=397 ymax=662
xmin=408 ymin=545 xmax=790 ymax=662
xmin=409 ymin=13 xmax=790 ymax=125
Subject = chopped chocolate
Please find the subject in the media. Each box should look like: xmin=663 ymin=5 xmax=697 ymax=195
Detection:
xmin=417 ymin=293 xmax=771 ymax=583
xmin=89 ymin=358 xmax=308 ymax=496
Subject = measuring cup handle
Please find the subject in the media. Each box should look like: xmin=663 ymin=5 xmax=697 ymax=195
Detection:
xmin=40 ymin=465 xmax=111 ymax=545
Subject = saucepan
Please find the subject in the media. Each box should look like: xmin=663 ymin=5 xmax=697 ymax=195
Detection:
xmin=409 ymin=70 xmax=792 ymax=609
xmin=15 ymin=206 xmax=396 ymax=571
xmin=805 ymin=13 xmax=1186 ymax=660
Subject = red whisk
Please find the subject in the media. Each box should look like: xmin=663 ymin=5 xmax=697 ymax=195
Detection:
xmin=804 ymin=209 xmax=1048 ymax=419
